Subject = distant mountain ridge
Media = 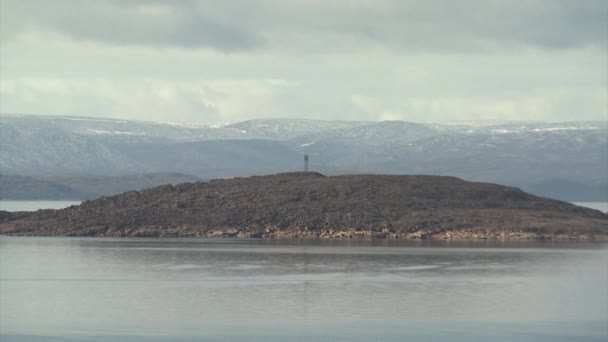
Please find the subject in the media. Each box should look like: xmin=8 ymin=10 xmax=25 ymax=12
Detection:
xmin=1 ymin=114 xmax=606 ymax=201
xmin=0 ymin=173 xmax=202 ymax=200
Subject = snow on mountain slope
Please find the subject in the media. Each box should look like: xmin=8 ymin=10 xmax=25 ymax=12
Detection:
xmin=224 ymin=118 xmax=373 ymax=140
xmin=290 ymin=120 xmax=439 ymax=147
xmin=383 ymin=129 xmax=607 ymax=180
xmin=1 ymin=115 xmax=373 ymax=143
xmin=0 ymin=120 xmax=145 ymax=175
xmin=428 ymin=120 xmax=608 ymax=134
xmin=1 ymin=114 xmax=243 ymax=143
xmin=1 ymin=113 xmax=606 ymax=200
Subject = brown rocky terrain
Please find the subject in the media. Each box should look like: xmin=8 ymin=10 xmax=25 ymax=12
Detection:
xmin=1 ymin=172 xmax=607 ymax=240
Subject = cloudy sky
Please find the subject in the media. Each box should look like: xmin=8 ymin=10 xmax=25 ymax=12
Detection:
xmin=0 ymin=0 xmax=606 ymax=123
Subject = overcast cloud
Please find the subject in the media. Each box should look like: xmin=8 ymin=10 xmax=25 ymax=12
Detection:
xmin=0 ymin=0 xmax=606 ymax=123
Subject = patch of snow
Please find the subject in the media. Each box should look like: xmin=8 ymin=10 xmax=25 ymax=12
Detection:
xmin=115 ymin=131 xmax=146 ymax=135
xmin=86 ymin=129 xmax=146 ymax=136
xmin=87 ymin=129 xmax=111 ymax=134
xmin=445 ymin=120 xmax=538 ymax=127
xmin=57 ymin=117 xmax=129 ymax=124
xmin=531 ymin=127 xmax=598 ymax=132
xmin=164 ymin=121 xmax=230 ymax=128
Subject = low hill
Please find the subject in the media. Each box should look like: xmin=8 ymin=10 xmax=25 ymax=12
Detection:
xmin=0 ymin=174 xmax=83 ymax=200
xmin=1 ymin=173 xmax=606 ymax=239
xmin=0 ymin=172 xmax=202 ymax=200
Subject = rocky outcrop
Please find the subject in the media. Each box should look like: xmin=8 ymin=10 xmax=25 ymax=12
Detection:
xmin=1 ymin=172 xmax=607 ymax=239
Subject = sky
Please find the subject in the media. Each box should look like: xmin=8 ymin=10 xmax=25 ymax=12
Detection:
xmin=0 ymin=0 xmax=606 ymax=123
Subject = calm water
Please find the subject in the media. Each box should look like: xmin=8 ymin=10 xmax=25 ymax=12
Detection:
xmin=0 ymin=201 xmax=81 ymax=212
xmin=1 ymin=200 xmax=606 ymax=213
xmin=574 ymin=202 xmax=608 ymax=213
xmin=0 ymin=237 xmax=607 ymax=341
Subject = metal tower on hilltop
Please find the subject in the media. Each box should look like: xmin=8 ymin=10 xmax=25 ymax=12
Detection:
xmin=304 ymin=154 xmax=309 ymax=172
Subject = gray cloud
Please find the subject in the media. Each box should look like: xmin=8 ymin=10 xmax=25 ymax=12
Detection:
xmin=1 ymin=0 xmax=606 ymax=52
xmin=0 ymin=0 xmax=262 ymax=51
xmin=0 ymin=0 xmax=606 ymax=123
xmin=255 ymin=0 xmax=608 ymax=52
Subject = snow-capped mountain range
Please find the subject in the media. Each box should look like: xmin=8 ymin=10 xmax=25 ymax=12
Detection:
xmin=1 ymin=113 xmax=606 ymax=201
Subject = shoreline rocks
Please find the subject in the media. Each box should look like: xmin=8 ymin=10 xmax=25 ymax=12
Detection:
xmin=2 ymin=225 xmax=607 ymax=241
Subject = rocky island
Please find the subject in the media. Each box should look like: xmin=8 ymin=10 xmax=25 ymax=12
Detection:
xmin=1 ymin=172 xmax=607 ymax=240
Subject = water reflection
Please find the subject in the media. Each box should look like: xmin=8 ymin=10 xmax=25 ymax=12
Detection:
xmin=1 ymin=237 xmax=607 ymax=341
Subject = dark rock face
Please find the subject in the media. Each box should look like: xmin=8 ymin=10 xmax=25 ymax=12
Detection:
xmin=1 ymin=173 xmax=607 ymax=239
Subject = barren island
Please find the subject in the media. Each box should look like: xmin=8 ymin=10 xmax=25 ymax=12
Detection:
xmin=1 ymin=173 xmax=607 ymax=240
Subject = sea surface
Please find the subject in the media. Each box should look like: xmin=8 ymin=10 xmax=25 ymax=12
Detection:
xmin=0 ymin=201 xmax=82 ymax=212
xmin=1 ymin=200 xmax=606 ymax=213
xmin=0 ymin=237 xmax=607 ymax=341
xmin=573 ymin=202 xmax=608 ymax=213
